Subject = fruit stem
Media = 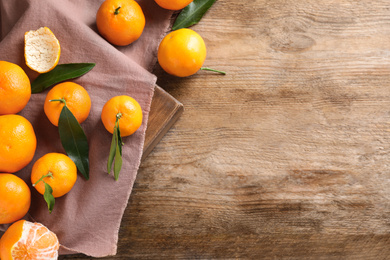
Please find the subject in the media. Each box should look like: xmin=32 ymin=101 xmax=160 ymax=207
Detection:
xmin=114 ymin=6 xmax=121 ymax=15
xmin=200 ymin=67 xmax=226 ymax=75
xmin=116 ymin=112 xmax=122 ymax=121
xmin=49 ymin=98 xmax=67 ymax=106
xmin=33 ymin=171 xmax=54 ymax=187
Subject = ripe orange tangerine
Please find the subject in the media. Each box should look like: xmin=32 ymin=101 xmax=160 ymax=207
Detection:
xmin=0 ymin=174 xmax=31 ymax=225
xmin=44 ymin=82 xmax=91 ymax=127
xmin=101 ymin=95 xmax=143 ymax=137
xmin=31 ymin=153 xmax=77 ymax=198
xmin=0 ymin=61 xmax=31 ymax=115
xmin=0 ymin=220 xmax=59 ymax=260
xmin=154 ymin=0 xmax=193 ymax=10
xmin=96 ymin=0 xmax=145 ymax=46
xmin=0 ymin=115 xmax=37 ymax=173
xmin=158 ymin=28 xmax=207 ymax=77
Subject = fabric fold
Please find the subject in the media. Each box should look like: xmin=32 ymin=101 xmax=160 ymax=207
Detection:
xmin=0 ymin=0 xmax=173 ymax=257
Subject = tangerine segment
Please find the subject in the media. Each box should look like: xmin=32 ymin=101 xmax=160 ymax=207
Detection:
xmin=0 ymin=174 xmax=31 ymax=225
xmin=101 ymin=95 xmax=143 ymax=137
xmin=31 ymin=153 xmax=77 ymax=198
xmin=154 ymin=0 xmax=193 ymax=10
xmin=24 ymin=27 xmax=60 ymax=73
xmin=44 ymin=82 xmax=91 ymax=127
xmin=0 ymin=115 xmax=37 ymax=173
xmin=0 ymin=61 xmax=31 ymax=115
xmin=0 ymin=220 xmax=59 ymax=260
xmin=96 ymin=0 xmax=145 ymax=46
xmin=158 ymin=28 xmax=207 ymax=77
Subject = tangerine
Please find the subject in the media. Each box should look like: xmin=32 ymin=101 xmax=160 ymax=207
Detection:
xmin=96 ymin=0 xmax=145 ymax=46
xmin=0 ymin=61 xmax=31 ymax=115
xmin=158 ymin=28 xmax=207 ymax=77
xmin=0 ymin=220 xmax=59 ymax=259
xmin=44 ymin=82 xmax=91 ymax=127
xmin=101 ymin=95 xmax=143 ymax=137
xmin=154 ymin=0 xmax=193 ymax=10
xmin=0 ymin=174 xmax=31 ymax=225
xmin=31 ymin=153 xmax=77 ymax=198
xmin=0 ymin=115 xmax=37 ymax=173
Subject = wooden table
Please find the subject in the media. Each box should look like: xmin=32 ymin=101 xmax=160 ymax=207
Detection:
xmin=66 ymin=0 xmax=390 ymax=258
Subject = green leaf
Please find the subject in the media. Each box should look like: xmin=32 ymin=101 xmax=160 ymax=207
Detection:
xmin=107 ymin=122 xmax=117 ymax=174
xmin=114 ymin=139 xmax=123 ymax=181
xmin=58 ymin=105 xmax=89 ymax=179
xmin=43 ymin=182 xmax=55 ymax=213
xmin=31 ymin=63 xmax=95 ymax=94
xmin=172 ymin=0 xmax=217 ymax=30
xmin=107 ymin=116 xmax=124 ymax=180
xmin=114 ymin=122 xmax=123 ymax=181
xmin=117 ymin=122 xmax=123 ymax=156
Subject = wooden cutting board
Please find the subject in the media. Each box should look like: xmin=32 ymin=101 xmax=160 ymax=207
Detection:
xmin=142 ymin=85 xmax=183 ymax=160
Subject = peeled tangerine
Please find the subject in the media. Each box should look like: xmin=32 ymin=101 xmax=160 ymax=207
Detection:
xmin=24 ymin=27 xmax=60 ymax=73
xmin=0 ymin=220 xmax=59 ymax=260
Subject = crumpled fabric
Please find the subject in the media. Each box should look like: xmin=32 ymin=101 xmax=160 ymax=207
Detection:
xmin=0 ymin=0 xmax=172 ymax=257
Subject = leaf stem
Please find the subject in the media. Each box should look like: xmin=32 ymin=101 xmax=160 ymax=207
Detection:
xmin=200 ymin=67 xmax=226 ymax=75
xmin=114 ymin=6 xmax=121 ymax=15
xmin=33 ymin=171 xmax=53 ymax=187
xmin=49 ymin=98 xmax=67 ymax=106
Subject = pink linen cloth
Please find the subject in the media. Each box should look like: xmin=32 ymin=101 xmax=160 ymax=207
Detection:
xmin=0 ymin=0 xmax=172 ymax=257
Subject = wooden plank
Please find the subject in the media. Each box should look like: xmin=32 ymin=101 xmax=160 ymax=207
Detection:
xmin=142 ymin=86 xmax=183 ymax=161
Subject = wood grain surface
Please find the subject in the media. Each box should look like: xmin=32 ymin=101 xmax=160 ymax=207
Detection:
xmin=66 ymin=0 xmax=390 ymax=258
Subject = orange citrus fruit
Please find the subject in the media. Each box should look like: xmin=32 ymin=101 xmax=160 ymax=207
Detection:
xmin=0 ymin=174 xmax=31 ymax=225
xmin=44 ymin=82 xmax=91 ymax=127
xmin=101 ymin=95 xmax=143 ymax=137
xmin=24 ymin=27 xmax=61 ymax=73
xmin=31 ymin=153 xmax=77 ymax=198
xmin=158 ymin=28 xmax=207 ymax=77
xmin=0 ymin=61 xmax=31 ymax=115
xmin=154 ymin=0 xmax=193 ymax=10
xmin=0 ymin=220 xmax=59 ymax=259
xmin=96 ymin=0 xmax=145 ymax=46
xmin=0 ymin=115 xmax=37 ymax=173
